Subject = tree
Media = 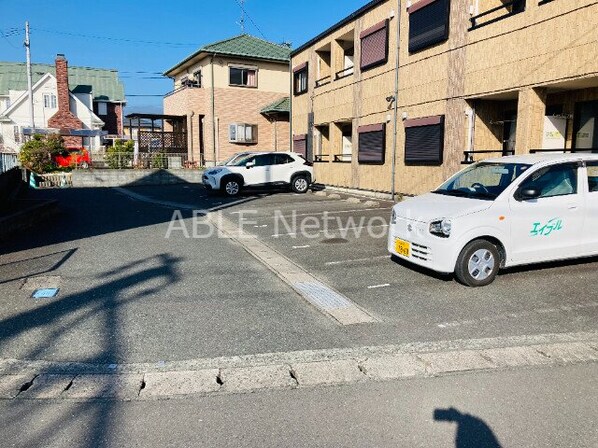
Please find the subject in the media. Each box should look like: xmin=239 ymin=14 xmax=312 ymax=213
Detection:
xmin=106 ymin=139 xmax=135 ymax=169
xmin=18 ymin=134 xmax=65 ymax=173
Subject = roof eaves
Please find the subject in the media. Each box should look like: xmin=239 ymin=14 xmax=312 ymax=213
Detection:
xmin=291 ymin=0 xmax=388 ymax=56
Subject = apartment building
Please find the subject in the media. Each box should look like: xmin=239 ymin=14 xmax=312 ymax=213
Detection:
xmin=291 ymin=0 xmax=598 ymax=195
xmin=163 ymin=34 xmax=291 ymax=165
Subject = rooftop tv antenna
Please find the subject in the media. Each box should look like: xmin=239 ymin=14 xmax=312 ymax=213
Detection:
xmin=238 ymin=0 xmax=246 ymax=33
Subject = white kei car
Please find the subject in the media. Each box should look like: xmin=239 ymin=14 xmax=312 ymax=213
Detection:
xmin=388 ymin=153 xmax=598 ymax=286
xmin=203 ymin=151 xmax=314 ymax=196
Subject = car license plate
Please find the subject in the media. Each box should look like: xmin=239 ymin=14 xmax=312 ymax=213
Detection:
xmin=394 ymin=238 xmax=410 ymax=257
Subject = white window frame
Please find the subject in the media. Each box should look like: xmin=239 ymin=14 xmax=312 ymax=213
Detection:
xmin=43 ymin=93 xmax=57 ymax=109
xmin=229 ymin=123 xmax=258 ymax=144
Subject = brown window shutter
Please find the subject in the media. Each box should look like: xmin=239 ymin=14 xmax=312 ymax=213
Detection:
xmin=404 ymin=115 xmax=445 ymax=164
xmin=357 ymin=123 xmax=386 ymax=164
xmin=360 ymin=20 xmax=389 ymax=71
xmin=293 ymin=134 xmax=307 ymax=157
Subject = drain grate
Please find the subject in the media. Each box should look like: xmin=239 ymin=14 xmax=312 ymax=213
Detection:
xmin=294 ymin=282 xmax=352 ymax=310
xmin=32 ymin=288 xmax=59 ymax=299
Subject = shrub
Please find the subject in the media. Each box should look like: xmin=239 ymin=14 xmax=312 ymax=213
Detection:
xmin=18 ymin=134 xmax=65 ymax=173
xmin=106 ymin=139 xmax=134 ymax=169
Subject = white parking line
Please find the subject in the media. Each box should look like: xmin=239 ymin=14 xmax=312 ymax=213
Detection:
xmin=262 ymin=207 xmax=391 ymax=220
xmin=292 ymin=245 xmax=311 ymax=249
xmin=325 ymin=255 xmax=389 ymax=266
xmin=367 ymin=284 xmax=390 ymax=289
xmin=271 ymin=224 xmax=389 ymax=238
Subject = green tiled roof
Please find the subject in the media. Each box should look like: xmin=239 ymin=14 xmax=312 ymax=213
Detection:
xmin=0 ymin=62 xmax=125 ymax=102
xmin=165 ymin=34 xmax=290 ymax=75
xmin=260 ymin=97 xmax=290 ymax=115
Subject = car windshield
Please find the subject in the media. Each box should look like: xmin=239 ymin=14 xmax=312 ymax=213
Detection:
xmin=433 ymin=162 xmax=531 ymax=200
xmin=231 ymin=154 xmax=256 ymax=166
xmin=219 ymin=154 xmax=248 ymax=166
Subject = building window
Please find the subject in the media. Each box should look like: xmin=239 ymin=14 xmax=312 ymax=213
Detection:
xmin=573 ymin=100 xmax=598 ymax=150
xmin=229 ymin=123 xmax=257 ymax=144
xmin=404 ymin=115 xmax=445 ymax=164
xmin=13 ymin=125 xmax=21 ymax=143
xmin=181 ymin=73 xmax=200 ymax=88
xmin=43 ymin=93 xmax=57 ymax=109
xmin=360 ymin=20 xmax=389 ymax=71
xmin=357 ymin=123 xmax=385 ymax=164
xmin=97 ymin=102 xmax=108 ymax=116
xmin=229 ymin=67 xmax=257 ymax=87
xmin=293 ymin=134 xmax=307 ymax=157
xmin=193 ymin=70 xmax=202 ymax=87
xmin=293 ymin=63 xmax=308 ymax=95
xmin=408 ymin=0 xmax=451 ymax=53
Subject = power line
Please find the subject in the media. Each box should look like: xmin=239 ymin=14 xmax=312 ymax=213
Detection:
xmin=0 ymin=27 xmax=21 ymax=49
xmin=31 ymin=27 xmax=199 ymax=47
xmin=233 ymin=0 xmax=267 ymax=39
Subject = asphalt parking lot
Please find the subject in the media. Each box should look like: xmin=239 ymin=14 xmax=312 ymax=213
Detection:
xmin=1 ymin=183 xmax=597 ymax=365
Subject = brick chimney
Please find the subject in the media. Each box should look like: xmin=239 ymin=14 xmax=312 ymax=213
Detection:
xmin=48 ymin=54 xmax=84 ymax=147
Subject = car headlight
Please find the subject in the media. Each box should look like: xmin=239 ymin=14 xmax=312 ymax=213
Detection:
xmin=429 ymin=218 xmax=452 ymax=238
xmin=206 ymin=168 xmax=223 ymax=176
xmin=391 ymin=209 xmax=397 ymax=224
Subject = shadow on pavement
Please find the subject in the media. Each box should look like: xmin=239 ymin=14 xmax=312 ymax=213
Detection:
xmin=434 ymin=407 xmax=502 ymax=448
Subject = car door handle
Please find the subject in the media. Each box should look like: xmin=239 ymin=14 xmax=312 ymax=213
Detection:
xmin=567 ymin=205 xmax=578 ymax=210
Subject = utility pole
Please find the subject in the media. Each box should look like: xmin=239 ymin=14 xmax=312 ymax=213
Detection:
xmin=24 ymin=21 xmax=35 ymax=129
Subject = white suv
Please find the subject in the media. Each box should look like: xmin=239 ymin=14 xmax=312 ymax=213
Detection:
xmin=203 ymin=152 xmax=314 ymax=196
xmin=388 ymin=153 xmax=598 ymax=286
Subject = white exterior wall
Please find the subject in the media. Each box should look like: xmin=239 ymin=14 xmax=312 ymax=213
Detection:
xmin=0 ymin=74 xmax=103 ymax=151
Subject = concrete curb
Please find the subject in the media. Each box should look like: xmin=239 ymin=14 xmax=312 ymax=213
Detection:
xmin=2 ymin=332 xmax=597 ymax=401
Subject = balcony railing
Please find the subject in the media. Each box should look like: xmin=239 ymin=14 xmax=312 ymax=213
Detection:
xmin=315 ymin=75 xmax=331 ymax=88
xmin=335 ymin=67 xmax=354 ymax=80
xmin=334 ymin=154 xmax=352 ymax=163
xmin=462 ymin=149 xmax=515 ymax=164
xmin=470 ymin=0 xmax=526 ymax=30
xmin=314 ymin=154 xmax=330 ymax=162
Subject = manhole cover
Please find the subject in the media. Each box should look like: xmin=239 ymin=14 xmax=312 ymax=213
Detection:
xmin=32 ymin=288 xmax=59 ymax=299
xmin=321 ymin=238 xmax=349 ymax=244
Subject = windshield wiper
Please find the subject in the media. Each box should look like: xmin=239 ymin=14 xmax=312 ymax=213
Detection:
xmin=432 ymin=189 xmax=469 ymax=197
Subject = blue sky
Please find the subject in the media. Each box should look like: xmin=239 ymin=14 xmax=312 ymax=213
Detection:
xmin=0 ymin=0 xmax=368 ymax=114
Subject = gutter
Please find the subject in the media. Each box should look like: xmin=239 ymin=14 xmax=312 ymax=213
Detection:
xmin=211 ymin=53 xmax=217 ymax=165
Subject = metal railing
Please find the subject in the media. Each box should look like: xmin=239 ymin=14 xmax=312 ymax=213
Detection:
xmin=0 ymin=152 xmax=18 ymax=174
xmin=470 ymin=0 xmax=526 ymax=30
xmin=90 ymin=152 xmax=194 ymax=169
xmin=315 ymin=75 xmax=331 ymax=88
xmin=462 ymin=149 xmax=515 ymax=164
xmin=314 ymin=154 xmax=330 ymax=162
xmin=335 ymin=67 xmax=354 ymax=80
xmin=334 ymin=154 xmax=352 ymax=162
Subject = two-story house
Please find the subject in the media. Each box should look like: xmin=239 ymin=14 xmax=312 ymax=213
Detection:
xmin=0 ymin=55 xmax=125 ymax=151
xmin=163 ymin=34 xmax=291 ymax=165
xmin=292 ymin=0 xmax=598 ymax=196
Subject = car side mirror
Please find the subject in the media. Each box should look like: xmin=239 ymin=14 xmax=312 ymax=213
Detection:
xmin=518 ymin=187 xmax=541 ymax=201
xmin=245 ymin=161 xmax=255 ymax=169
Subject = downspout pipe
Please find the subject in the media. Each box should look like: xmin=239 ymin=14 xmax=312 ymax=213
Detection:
xmin=289 ymin=57 xmax=293 ymax=151
xmin=390 ymin=1 xmax=402 ymax=202
xmin=211 ymin=53 xmax=217 ymax=165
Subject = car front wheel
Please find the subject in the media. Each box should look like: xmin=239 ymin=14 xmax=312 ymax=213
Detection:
xmin=223 ymin=178 xmax=241 ymax=196
xmin=291 ymin=175 xmax=309 ymax=194
xmin=454 ymin=240 xmax=500 ymax=287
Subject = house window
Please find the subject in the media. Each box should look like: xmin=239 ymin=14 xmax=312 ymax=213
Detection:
xmin=357 ymin=123 xmax=385 ymax=164
xmin=404 ymin=115 xmax=445 ymax=164
xmin=408 ymin=0 xmax=451 ymax=53
xmin=229 ymin=67 xmax=257 ymax=87
xmin=43 ymin=93 xmax=57 ymax=109
xmin=97 ymin=102 xmax=108 ymax=116
xmin=229 ymin=123 xmax=257 ymax=144
xmin=181 ymin=73 xmax=200 ymax=88
xmin=293 ymin=63 xmax=308 ymax=95
xmin=193 ymin=70 xmax=202 ymax=87
xmin=293 ymin=134 xmax=307 ymax=157
xmin=360 ymin=20 xmax=389 ymax=71
xmin=13 ymin=125 xmax=21 ymax=143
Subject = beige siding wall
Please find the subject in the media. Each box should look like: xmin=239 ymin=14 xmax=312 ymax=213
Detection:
xmin=292 ymin=0 xmax=598 ymax=195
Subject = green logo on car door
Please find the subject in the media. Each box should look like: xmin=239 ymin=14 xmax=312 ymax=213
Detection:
xmin=530 ymin=218 xmax=563 ymax=237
